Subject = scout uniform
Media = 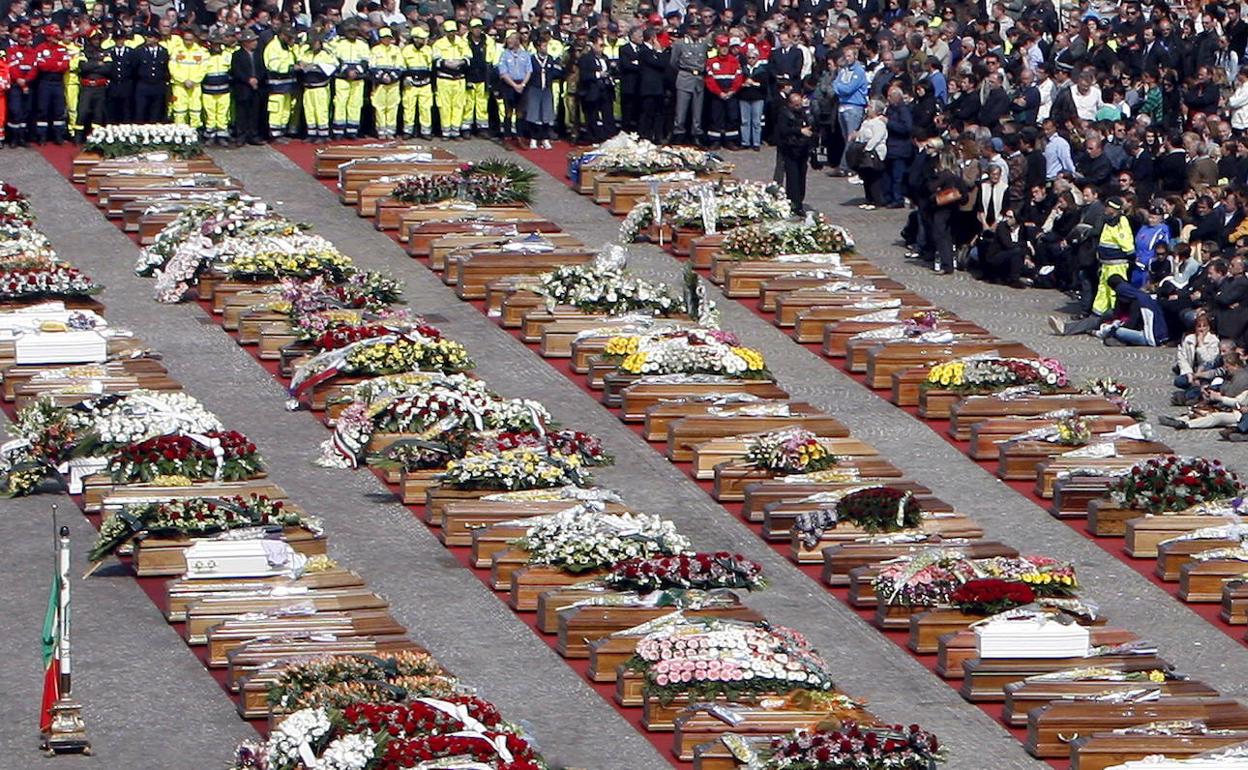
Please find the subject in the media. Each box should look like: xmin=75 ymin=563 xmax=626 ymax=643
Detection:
xmin=201 ymin=38 xmax=232 ymax=144
xmin=170 ymin=33 xmax=209 ymax=127
xmin=431 ymin=20 xmax=470 ymax=138
xmin=298 ymin=35 xmax=336 ymax=141
xmin=368 ymin=27 xmax=403 ymax=139
xmin=331 ymin=25 xmax=368 ymax=138
xmin=263 ymin=29 xmax=297 ymax=139
xmin=400 ymin=26 xmax=434 ymax=138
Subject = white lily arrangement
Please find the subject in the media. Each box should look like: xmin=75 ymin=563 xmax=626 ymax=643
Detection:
xmin=604 ymin=327 xmax=769 ymax=379
xmin=85 ymin=123 xmax=203 ymax=158
xmin=620 ymin=180 xmax=791 ymax=242
xmin=516 ymin=507 xmax=691 ymax=573
xmin=582 ymin=132 xmax=729 ymax=175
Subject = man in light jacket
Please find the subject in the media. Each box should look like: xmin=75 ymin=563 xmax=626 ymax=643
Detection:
xmin=831 ymin=44 xmax=867 ymax=176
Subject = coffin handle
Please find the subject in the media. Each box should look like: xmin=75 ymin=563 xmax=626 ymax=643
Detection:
xmin=1057 ymin=732 xmax=1080 ymax=744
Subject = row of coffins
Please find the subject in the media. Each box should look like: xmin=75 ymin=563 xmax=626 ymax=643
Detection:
xmin=53 ymin=139 xmax=968 ymax=770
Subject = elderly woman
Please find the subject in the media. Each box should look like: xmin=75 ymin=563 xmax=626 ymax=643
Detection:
xmin=853 ymin=99 xmax=888 ymax=209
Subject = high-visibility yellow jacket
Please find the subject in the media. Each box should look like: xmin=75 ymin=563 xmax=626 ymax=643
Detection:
xmin=170 ymin=42 xmax=209 ymax=84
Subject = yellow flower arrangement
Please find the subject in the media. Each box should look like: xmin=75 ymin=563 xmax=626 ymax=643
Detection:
xmin=228 ymin=249 xmax=353 ymax=281
xmin=927 ymin=360 xmax=966 ymax=387
xmin=605 ymin=335 xmax=640 ymax=356
xmin=150 ymin=474 xmax=194 ymax=486
xmin=731 ymin=346 xmax=767 ymax=371
xmin=620 ymin=351 xmax=649 ymax=373
xmin=1147 ymin=670 xmax=1167 ymax=683
xmin=343 ymin=337 xmax=473 ymax=375
xmin=1019 ymin=572 xmax=1077 ymax=589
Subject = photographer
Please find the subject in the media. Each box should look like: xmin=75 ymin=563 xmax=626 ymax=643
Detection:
xmin=775 ymin=87 xmax=814 ymax=215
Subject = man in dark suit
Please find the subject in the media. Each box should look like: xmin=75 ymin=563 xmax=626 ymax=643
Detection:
xmin=977 ymin=72 xmax=1009 ymax=129
xmin=578 ymin=31 xmax=616 ymax=143
xmin=127 ymin=27 xmax=169 ymax=123
xmin=1141 ymin=26 xmax=1170 ymax=73
xmin=1008 ymin=68 xmax=1040 ymax=125
xmin=1156 ymin=134 xmax=1190 ymax=195
xmin=617 ymin=25 xmax=642 ymax=132
xmin=1124 ymin=138 xmax=1156 ymax=199
xmin=230 ymin=28 xmax=264 ymax=145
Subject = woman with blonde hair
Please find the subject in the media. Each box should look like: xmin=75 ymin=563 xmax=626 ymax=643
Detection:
xmin=852 ymin=99 xmax=888 ymax=209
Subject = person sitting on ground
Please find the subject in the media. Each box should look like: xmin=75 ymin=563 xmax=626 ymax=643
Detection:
xmin=1159 ymin=350 xmax=1248 ymax=430
xmin=1173 ymin=314 xmax=1229 ymax=405
xmin=1049 ymin=273 xmax=1168 ymax=346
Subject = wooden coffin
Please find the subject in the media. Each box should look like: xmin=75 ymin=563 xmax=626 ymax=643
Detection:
xmin=642 ymin=399 xmax=803 ymax=442
xmin=743 ymin=478 xmax=932 ymax=523
xmin=735 ymin=266 xmax=891 ymax=306
xmin=794 ymin=302 xmax=937 ymax=346
xmin=778 ymin=501 xmax=968 ymax=553
xmin=131 ymin=524 xmax=325 ymax=577
xmin=618 ymin=379 xmax=788 ymax=420
xmin=408 ymin=215 xmax=559 ymax=256
xmin=1128 ymin=516 xmax=1248 ymax=559
xmin=675 ymin=415 xmax=851 ymax=466
xmin=1002 ymin=678 xmax=1219 ymax=727
xmin=999 ymin=439 xmax=1170 ymax=482
xmin=846 ymin=332 xmax=997 ymax=373
xmin=1026 ymin=698 xmax=1248 ymax=758
xmin=586 ymin=606 xmax=768 ymax=683
xmin=452 ymin=249 xmax=596 ymax=300
xmin=1223 ymin=579 xmax=1248 ymax=624
xmin=185 ymin=589 xmax=388 ymax=644
xmin=690 ymin=434 xmax=872 ymax=480
xmin=203 ymin=609 xmax=405 ymax=666
xmin=958 ymin=650 xmax=1167 ymax=701
xmin=673 ymin=708 xmax=852 ymax=762
xmin=821 ymin=540 xmax=1017 ymax=587
xmin=949 ymin=394 xmax=1126 ymax=441
xmin=85 ymin=159 xmax=220 ymax=192
xmin=1156 ymin=536 xmax=1246 ymax=580
xmin=1179 ymin=555 xmax=1248 ymax=601
xmin=83 ymin=477 xmax=281 ymax=514
xmin=1069 ymin=730 xmax=1248 ymax=770
xmin=439 ymin=499 xmax=629 ymax=548
xmin=230 ymin=635 xmax=420 ymax=699
xmin=779 ymin=288 xmax=927 ymax=330
xmin=399 ymin=206 xmax=543 ymax=245
xmin=71 ymin=150 xmax=105 ymax=182
xmin=508 ymin=565 xmax=607 ymax=612
xmin=314 ymin=142 xmax=454 ymax=176
xmin=969 ymin=414 xmax=1139 ymax=460
xmin=823 ymin=318 xmax=985 ymax=358
xmin=713 ymin=458 xmax=903 ymax=503
xmin=881 ymin=346 xmax=1037 ymax=398
xmin=939 ymin=628 xmax=1140 ymax=681
xmin=556 ymin=602 xmax=750 ymax=658
xmin=164 ymin=568 xmax=365 ymax=621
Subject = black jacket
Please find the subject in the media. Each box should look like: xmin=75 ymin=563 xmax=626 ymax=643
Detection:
xmin=775 ymin=102 xmax=813 ymax=156
xmin=230 ymin=46 xmax=265 ymax=94
xmin=637 ymin=44 xmax=667 ymax=98
xmin=1155 ymin=149 xmax=1190 ymax=194
xmin=617 ymin=41 xmax=641 ymax=95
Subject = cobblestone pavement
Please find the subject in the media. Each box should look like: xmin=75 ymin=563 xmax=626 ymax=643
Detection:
xmin=0 ymin=138 xmax=1241 ymax=770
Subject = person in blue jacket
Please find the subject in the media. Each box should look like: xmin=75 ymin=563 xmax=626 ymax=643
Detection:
xmin=831 ymin=45 xmax=868 ymax=177
xmin=883 ymin=84 xmax=913 ymax=208
xmin=1132 ymin=201 xmax=1173 ymax=287
xmin=1102 ymin=275 xmax=1170 ymax=346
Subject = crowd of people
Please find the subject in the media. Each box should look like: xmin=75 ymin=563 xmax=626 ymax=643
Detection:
xmin=8 ymin=0 xmax=1248 ymax=427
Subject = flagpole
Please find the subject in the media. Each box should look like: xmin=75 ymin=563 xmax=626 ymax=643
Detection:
xmin=41 ymin=514 xmax=90 ymax=756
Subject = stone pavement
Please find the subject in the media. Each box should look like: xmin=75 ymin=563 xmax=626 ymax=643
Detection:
xmin=0 ymin=136 xmax=1241 ymax=770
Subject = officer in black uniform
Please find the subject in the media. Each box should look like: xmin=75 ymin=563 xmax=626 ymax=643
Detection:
xmin=75 ymin=29 xmax=110 ymax=139
xmin=105 ymin=27 xmax=134 ymax=124
xmin=127 ymin=26 xmax=169 ymax=123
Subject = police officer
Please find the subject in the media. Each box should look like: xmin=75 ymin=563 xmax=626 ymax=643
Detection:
xmin=128 ymin=27 xmax=170 ymax=123
xmin=103 ymin=26 xmax=134 ymax=124
xmin=578 ymin=30 xmax=615 ymax=143
xmin=670 ymin=22 xmax=708 ymax=145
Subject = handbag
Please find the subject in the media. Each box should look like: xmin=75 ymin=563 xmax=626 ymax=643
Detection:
xmin=846 ymin=140 xmax=883 ymax=170
xmin=935 ymin=186 xmax=963 ymax=207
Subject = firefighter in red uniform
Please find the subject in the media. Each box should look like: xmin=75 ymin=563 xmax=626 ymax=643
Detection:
xmin=6 ymin=26 xmax=39 ymax=147
xmin=33 ymin=23 xmax=71 ymax=143
xmin=705 ymin=35 xmax=743 ymax=149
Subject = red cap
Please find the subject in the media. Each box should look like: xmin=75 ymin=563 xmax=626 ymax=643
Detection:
xmin=15 ymin=24 xmax=32 ymax=37
xmin=43 ymin=23 xmax=62 ymax=38
xmin=648 ymin=12 xmax=662 ymax=24
xmin=714 ymin=34 xmax=729 ymax=47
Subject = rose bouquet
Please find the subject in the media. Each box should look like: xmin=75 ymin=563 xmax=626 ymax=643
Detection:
xmin=1054 ymin=414 xmax=1092 ymax=446
xmin=603 ymin=328 xmax=770 ymax=379
xmin=88 ymin=493 xmax=311 ymax=563
xmin=473 ymin=429 xmax=612 ymax=468
xmin=628 ymin=619 xmax=837 ymax=703
xmin=760 ymin=722 xmax=945 ymax=770
xmin=604 ymin=552 xmax=766 ymax=592
xmin=834 ymin=486 xmax=924 ymax=533
xmin=874 ymin=552 xmax=1077 ymax=608
xmin=949 ymin=578 xmax=1037 ymax=616
xmin=105 ymin=430 xmax=265 ymax=484
xmin=0 ymin=182 xmax=34 ymax=225
xmin=391 ymin=159 xmax=537 ymax=206
xmin=745 ymin=428 xmax=841 ymax=474
xmin=619 ymin=180 xmax=792 ymax=242
xmin=1107 ymin=455 xmax=1244 ymax=514
xmin=0 ymin=257 xmax=102 ymax=301
xmin=924 ymin=356 xmax=1069 ymax=394
xmin=266 ymin=651 xmax=446 ymax=711
xmin=277 ymin=273 xmax=404 ymax=318
xmin=721 ymin=216 xmax=856 ymax=261
xmin=439 ymin=448 xmax=593 ymax=492
xmin=516 ymin=507 xmax=691 ymax=573
xmin=84 ymin=122 xmax=202 ymax=158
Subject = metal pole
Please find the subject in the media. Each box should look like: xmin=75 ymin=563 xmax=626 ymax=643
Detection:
xmin=58 ymin=524 xmax=71 ymax=698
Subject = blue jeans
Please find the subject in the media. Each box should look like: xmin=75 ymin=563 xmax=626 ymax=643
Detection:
xmin=1111 ymin=326 xmax=1154 ymax=346
xmin=739 ymin=99 xmax=764 ymax=148
xmin=837 ymin=105 xmax=864 ymax=169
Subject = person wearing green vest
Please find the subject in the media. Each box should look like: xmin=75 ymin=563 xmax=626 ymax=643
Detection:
xmin=1093 ymin=197 xmax=1134 ymax=315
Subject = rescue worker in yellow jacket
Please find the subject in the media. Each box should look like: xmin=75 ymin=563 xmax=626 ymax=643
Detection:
xmin=170 ymin=27 xmax=209 ymax=127
xmin=331 ymin=21 xmax=369 ymax=138
xmin=368 ymin=27 xmax=403 ymax=139
xmin=263 ymin=25 xmax=298 ymax=141
xmin=400 ymin=26 xmax=434 ymax=139
xmin=463 ymin=18 xmax=498 ymax=136
xmin=431 ymin=19 xmax=470 ymax=138
xmin=64 ymin=34 xmax=81 ymax=136
xmin=298 ymin=33 xmax=337 ymax=142
xmin=201 ymin=34 xmax=233 ymax=145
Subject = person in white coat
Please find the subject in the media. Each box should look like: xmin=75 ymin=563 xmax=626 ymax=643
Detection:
xmin=854 ymin=99 xmax=889 ymax=209
xmin=1229 ymin=68 xmax=1248 ymax=131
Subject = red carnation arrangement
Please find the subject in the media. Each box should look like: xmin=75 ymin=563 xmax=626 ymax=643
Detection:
xmin=949 ymin=578 xmax=1036 ymax=616
xmin=378 ymin=731 xmax=545 ymax=770
xmin=106 ymin=430 xmax=264 ymax=484
xmin=605 ymin=551 xmax=766 ymax=592
xmin=342 ymin=695 xmax=504 ymax=737
xmin=765 ymin=722 xmax=944 ymax=769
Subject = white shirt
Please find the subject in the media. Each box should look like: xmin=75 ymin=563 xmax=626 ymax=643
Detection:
xmin=1231 ymin=80 xmax=1248 ymax=130
xmin=1071 ymin=84 xmax=1103 ymax=121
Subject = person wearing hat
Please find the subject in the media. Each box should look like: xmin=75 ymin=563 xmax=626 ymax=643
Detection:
xmin=200 ymin=33 xmax=232 ymax=144
xmin=73 ymin=27 xmax=111 ymax=141
xmin=431 ymin=18 xmax=470 ymax=138
xmin=1092 ymin=196 xmax=1135 ymax=314
xmin=262 ymin=24 xmax=297 ymax=141
xmin=102 ymin=26 xmax=135 ymax=125
xmin=463 ymin=17 xmax=497 ymax=137
xmin=367 ymin=26 xmax=402 ymax=138
xmin=30 ymin=22 xmax=70 ymax=143
xmin=297 ymin=32 xmax=337 ymax=142
xmin=704 ymin=32 xmax=742 ymax=149
xmin=331 ymin=20 xmax=369 ymax=138
xmin=230 ymin=28 xmax=264 ymax=145
xmin=169 ymin=25 xmax=208 ymax=128
xmin=669 ymin=20 xmax=707 ymax=144
xmin=1132 ymin=200 xmax=1174 ymax=287
xmin=128 ymin=27 xmax=170 ymax=123
xmin=400 ymin=25 xmax=434 ymax=139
